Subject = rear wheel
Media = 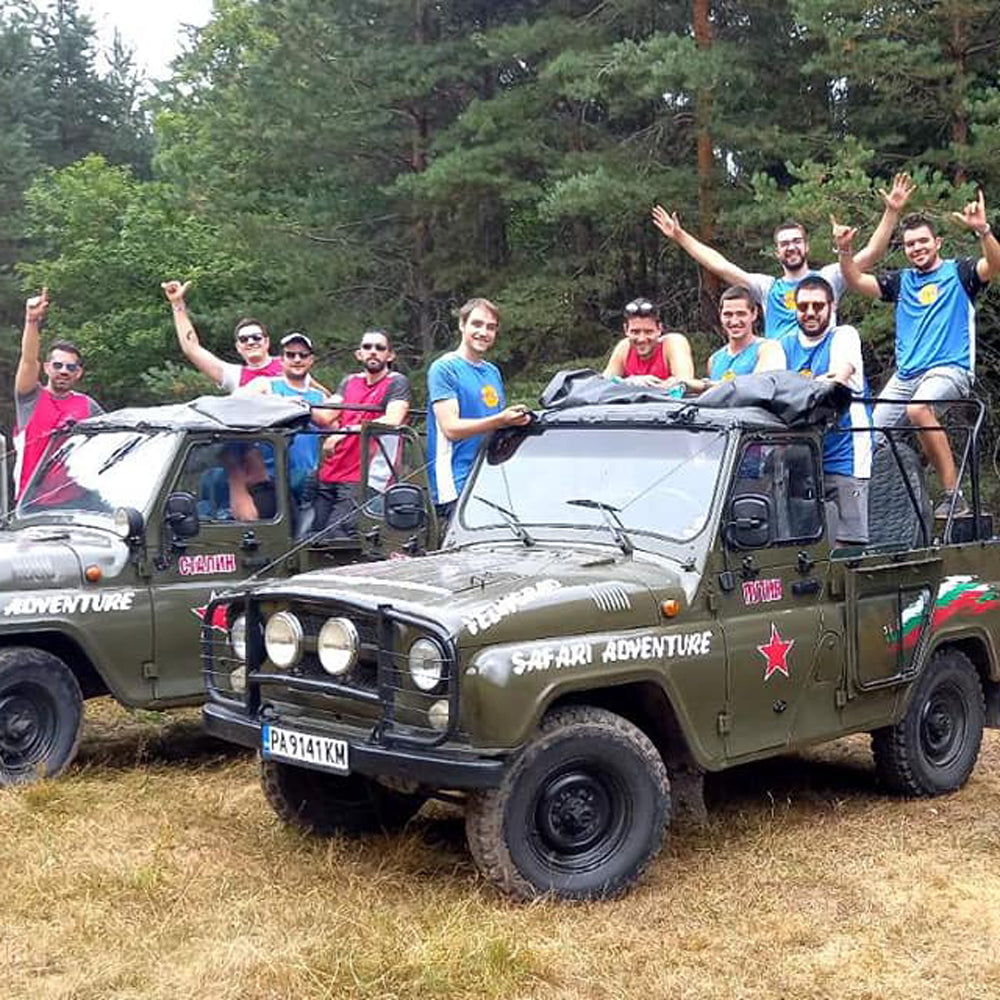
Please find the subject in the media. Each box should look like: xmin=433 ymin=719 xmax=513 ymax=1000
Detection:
xmin=261 ymin=759 xmax=426 ymax=835
xmin=466 ymin=706 xmax=670 ymax=900
xmin=0 ymin=647 xmax=83 ymax=785
xmin=871 ymin=648 xmax=984 ymax=795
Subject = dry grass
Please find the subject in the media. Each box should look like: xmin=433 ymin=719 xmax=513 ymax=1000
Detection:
xmin=4 ymin=701 xmax=1000 ymax=1000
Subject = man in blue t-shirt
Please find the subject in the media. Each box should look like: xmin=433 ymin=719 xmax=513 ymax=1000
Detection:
xmin=426 ymin=297 xmax=531 ymax=520
xmin=836 ymin=190 xmax=1000 ymax=517
xmin=773 ymin=276 xmax=873 ymax=545
xmin=651 ymin=174 xmax=914 ymax=338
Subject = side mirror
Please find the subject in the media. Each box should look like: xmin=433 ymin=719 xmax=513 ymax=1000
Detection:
xmin=726 ymin=494 xmax=772 ymax=549
xmin=384 ymin=484 xmax=427 ymax=531
xmin=165 ymin=491 xmax=200 ymax=539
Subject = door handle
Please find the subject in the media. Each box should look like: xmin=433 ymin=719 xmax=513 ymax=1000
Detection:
xmin=792 ymin=578 xmax=821 ymax=596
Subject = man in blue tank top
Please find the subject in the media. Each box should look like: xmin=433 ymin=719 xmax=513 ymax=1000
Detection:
xmin=774 ymin=276 xmax=873 ymax=545
xmin=651 ymin=174 xmax=915 ymax=338
xmin=836 ymin=190 xmax=1000 ymax=517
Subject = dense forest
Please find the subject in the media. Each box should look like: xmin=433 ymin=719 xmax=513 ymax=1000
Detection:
xmin=2 ymin=0 xmax=1000 ymax=432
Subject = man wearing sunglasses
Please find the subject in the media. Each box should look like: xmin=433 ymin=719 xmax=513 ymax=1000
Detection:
xmin=651 ymin=173 xmax=915 ymax=339
xmin=311 ymin=330 xmax=412 ymax=537
xmin=773 ymin=275 xmax=872 ymax=545
xmin=13 ymin=288 xmax=103 ymax=499
xmin=603 ymin=297 xmax=694 ymax=388
xmin=162 ymin=279 xmax=283 ymax=392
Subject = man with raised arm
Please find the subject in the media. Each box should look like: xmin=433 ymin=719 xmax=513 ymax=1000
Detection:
xmin=602 ymin=297 xmax=694 ymax=388
xmin=651 ymin=173 xmax=915 ymax=339
xmin=834 ymin=190 xmax=1000 ymax=517
xmin=161 ymin=279 xmax=283 ymax=392
xmin=13 ymin=288 xmax=102 ymax=499
xmin=426 ymin=297 xmax=532 ymax=522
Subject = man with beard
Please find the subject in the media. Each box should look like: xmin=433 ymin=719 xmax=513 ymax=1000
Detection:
xmin=774 ymin=275 xmax=872 ymax=545
xmin=162 ymin=279 xmax=283 ymax=391
xmin=311 ymin=330 xmax=411 ymax=537
xmin=651 ymin=173 xmax=915 ymax=338
xmin=602 ymin=297 xmax=694 ymax=388
xmin=13 ymin=288 xmax=103 ymax=499
xmin=834 ymin=191 xmax=1000 ymax=517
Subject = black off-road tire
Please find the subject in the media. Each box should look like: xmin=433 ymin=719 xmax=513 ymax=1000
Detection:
xmin=261 ymin=759 xmax=426 ymax=835
xmin=871 ymin=648 xmax=985 ymax=796
xmin=867 ymin=441 xmax=931 ymax=548
xmin=0 ymin=646 xmax=84 ymax=785
xmin=465 ymin=706 xmax=670 ymax=901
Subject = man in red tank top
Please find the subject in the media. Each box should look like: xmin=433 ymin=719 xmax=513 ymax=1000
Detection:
xmin=603 ymin=297 xmax=694 ymax=389
xmin=311 ymin=330 xmax=412 ymax=537
xmin=162 ymin=279 xmax=283 ymax=393
xmin=13 ymin=288 xmax=103 ymax=499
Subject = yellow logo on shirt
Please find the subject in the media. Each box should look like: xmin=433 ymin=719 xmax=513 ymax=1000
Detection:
xmin=722 ymin=370 xmax=736 ymax=381
xmin=784 ymin=289 xmax=797 ymax=310
xmin=482 ymin=385 xmax=500 ymax=408
xmin=800 ymin=369 xmax=813 ymax=379
xmin=918 ymin=284 xmax=939 ymax=306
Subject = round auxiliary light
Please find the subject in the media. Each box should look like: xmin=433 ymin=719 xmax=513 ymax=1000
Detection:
xmin=229 ymin=614 xmax=247 ymax=661
xmin=428 ymin=699 xmax=450 ymax=732
xmin=229 ymin=664 xmax=247 ymax=695
xmin=113 ymin=506 xmax=143 ymax=540
xmin=264 ymin=611 xmax=304 ymax=668
xmin=409 ymin=638 xmax=444 ymax=693
xmin=317 ymin=617 xmax=358 ymax=676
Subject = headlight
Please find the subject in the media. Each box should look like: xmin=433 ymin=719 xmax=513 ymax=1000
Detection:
xmin=264 ymin=612 xmax=304 ymax=668
xmin=317 ymin=617 xmax=358 ymax=676
xmin=229 ymin=614 xmax=247 ymax=661
xmin=113 ymin=506 xmax=143 ymax=539
xmin=428 ymin=699 xmax=450 ymax=731
xmin=409 ymin=637 xmax=444 ymax=692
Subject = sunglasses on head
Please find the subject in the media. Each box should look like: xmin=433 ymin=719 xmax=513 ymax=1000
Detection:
xmin=624 ymin=300 xmax=657 ymax=318
xmin=237 ymin=332 xmax=264 ymax=344
xmin=49 ymin=360 xmax=80 ymax=373
xmin=360 ymin=341 xmax=389 ymax=352
xmin=283 ymin=349 xmax=311 ymax=359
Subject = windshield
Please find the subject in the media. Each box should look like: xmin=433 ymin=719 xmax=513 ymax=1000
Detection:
xmin=17 ymin=429 xmax=180 ymax=519
xmin=463 ymin=426 xmax=727 ymax=544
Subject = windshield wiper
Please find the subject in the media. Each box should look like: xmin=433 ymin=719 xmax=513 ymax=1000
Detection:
xmin=98 ymin=435 xmax=144 ymax=474
xmin=566 ymin=498 xmax=634 ymax=556
xmin=473 ymin=496 xmax=534 ymax=547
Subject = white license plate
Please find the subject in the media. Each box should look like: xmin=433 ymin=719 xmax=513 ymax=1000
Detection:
xmin=262 ymin=724 xmax=349 ymax=773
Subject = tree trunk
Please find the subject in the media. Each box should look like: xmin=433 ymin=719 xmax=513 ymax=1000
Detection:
xmin=693 ymin=0 xmax=719 ymax=327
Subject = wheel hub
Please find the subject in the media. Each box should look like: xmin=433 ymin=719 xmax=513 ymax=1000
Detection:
xmin=0 ymin=686 xmax=55 ymax=766
xmin=537 ymin=771 xmax=612 ymax=854
xmin=921 ymin=689 xmax=964 ymax=765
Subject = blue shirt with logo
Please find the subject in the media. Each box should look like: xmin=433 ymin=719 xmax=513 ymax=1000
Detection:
xmin=748 ymin=264 xmax=846 ymax=339
xmin=709 ymin=340 xmax=761 ymax=381
xmin=268 ymin=378 xmax=325 ymax=496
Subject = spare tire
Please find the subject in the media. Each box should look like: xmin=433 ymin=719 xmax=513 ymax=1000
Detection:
xmin=867 ymin=440 xmax=931 ymax=548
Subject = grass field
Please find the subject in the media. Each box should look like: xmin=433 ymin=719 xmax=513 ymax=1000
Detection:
xmin=3 ymin=699 xmax=1000 ymax=1000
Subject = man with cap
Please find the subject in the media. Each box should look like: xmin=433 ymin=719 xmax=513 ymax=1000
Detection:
xmin=162 ymin=279 xmax=283 ymax=392
xmin=602 ymin=297 xmax=694 ymax=388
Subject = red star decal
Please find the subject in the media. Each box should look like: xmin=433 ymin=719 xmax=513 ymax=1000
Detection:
xmin=758 ymin=623 xmax=794 ymax=680
xmin=191 ymin=592 xmax=229 ymax=632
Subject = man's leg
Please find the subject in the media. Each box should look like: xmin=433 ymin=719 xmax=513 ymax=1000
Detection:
xmin=906 ymin=402 xmax=956 ymax=489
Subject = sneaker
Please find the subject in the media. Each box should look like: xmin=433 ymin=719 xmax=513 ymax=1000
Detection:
xmin=934 ymin=489 xmax=971 ymax=519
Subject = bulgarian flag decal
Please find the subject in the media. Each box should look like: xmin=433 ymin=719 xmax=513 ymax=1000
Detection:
xmin=887 ymin=575 xmax=1000 ymax=651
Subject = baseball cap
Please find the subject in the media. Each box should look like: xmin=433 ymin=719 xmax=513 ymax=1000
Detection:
xmin=280 ymin=332 xmax=313 ymax=351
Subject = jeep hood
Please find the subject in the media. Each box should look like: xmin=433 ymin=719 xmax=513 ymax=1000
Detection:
xmin=256 ymin=544 xmax=689 ymax=645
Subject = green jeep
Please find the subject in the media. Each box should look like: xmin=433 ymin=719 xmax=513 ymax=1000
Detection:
xmin=202 ymin=373 xmax=1000 ymax=900
xmin=0 ymin=394 xmax=437 ymax=784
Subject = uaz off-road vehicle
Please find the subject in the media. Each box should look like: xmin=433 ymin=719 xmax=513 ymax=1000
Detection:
xmin=202 ymin=372 xmax=1000 ymax=900
xmin=0 ymin=394 xmax=437 ymax=784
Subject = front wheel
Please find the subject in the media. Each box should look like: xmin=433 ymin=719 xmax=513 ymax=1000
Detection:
xmin=0 ymin=646 xmax=83 ymax=785
xmin=465 ymin=706 xmax=670 ymax=901
xmin=261 ymin=759 xmax=426 ymax=835
xmin=871 ymin=648 xmax=984 ymax=796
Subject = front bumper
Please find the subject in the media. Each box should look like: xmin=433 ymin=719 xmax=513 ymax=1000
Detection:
xmin=203 ymin=700 xmax=508 ymax=790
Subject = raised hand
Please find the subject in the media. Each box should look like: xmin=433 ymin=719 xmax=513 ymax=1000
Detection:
xmin=652 ymin=205 xmax=684 ymax=242
xmin=951 ymin=189 xmax=989 ymax=232
xmin=830 ymin=214 xmax=858 ymax=252
xmin=25 ymin=287 xmax=49 ymax=325
xmin=878 ymin=172 xmax=915 ymax=213
xmin=161 ymin=279 xmax=192 ymax=305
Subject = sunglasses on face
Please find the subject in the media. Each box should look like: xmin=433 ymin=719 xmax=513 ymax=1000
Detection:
xmin=795 ymin=301 xmax=828 ymax=314
xmin=360 ymin=342 xmax=389 ymax=352
xmin=283 ymin=350 xmax=311 ymax=360
xmin=236 ymin=333 xmax=264 ymax=344
xmin=624 ymin=300 xmax=657 ymax=317
xmin=49 ymin=360 xmax=80 ymax=373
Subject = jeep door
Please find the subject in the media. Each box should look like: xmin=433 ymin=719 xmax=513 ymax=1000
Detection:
xmin=146 ymin=434 xmax=295 ymax=702
xmin=716 ymin=437 xmax=843 ymax=757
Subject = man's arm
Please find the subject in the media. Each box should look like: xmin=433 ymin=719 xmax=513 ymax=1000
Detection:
xmin=602 ymin=339 xmax=630 ymax=379
xmin=432 ymin=398 xmax=531 ymax=441
xmin=951 ymin=190 xmax=1000 ymax=282
xmin=371 ymin=374 xmax=411 ymax=427
xmin=852 ymin=172 xmax=916 ymax=271
xmin=161 ymin=280 xmax=227 ymax=385
xmin=754 ymin=340 xmax=787 ymax=372
xmin=652 ymin=206 xmax=756 ymax=288
xmin=826 ymin=326 xmax=863 ymax=389
xmin=662 ymin=333 xmax=694 ymax=381
xmin=16 ymin=289 xmax=48 ymax=397
xmin=831 ymin=219 xmax=881 ymax=298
